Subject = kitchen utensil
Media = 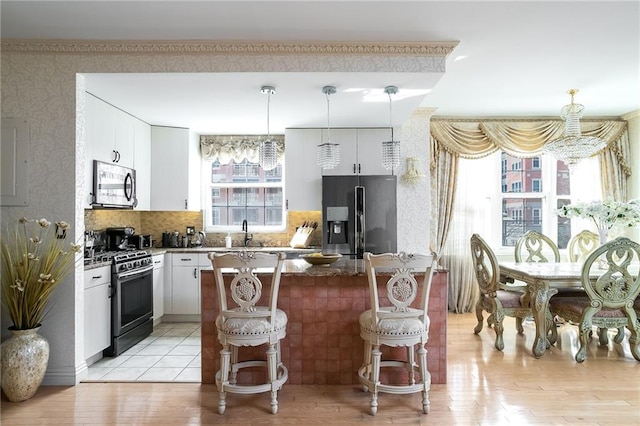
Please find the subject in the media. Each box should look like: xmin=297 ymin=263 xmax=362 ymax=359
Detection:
xmin=289 ymin=222 xmax=315 ymax=248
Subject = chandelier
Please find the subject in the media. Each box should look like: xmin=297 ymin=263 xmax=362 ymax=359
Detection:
xmin=382 ymin=85 xmax=401 ymax=170
xmin=259 ymin=85 xmax=278 ymax=171
xmin=543 ymin=89 xmax=606 ymax=167
xmin=317 ymin=85 xmax=341 ymax=169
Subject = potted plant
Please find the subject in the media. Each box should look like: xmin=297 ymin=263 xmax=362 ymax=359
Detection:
xmin=0 ymin=217 xmax=81 ymax=402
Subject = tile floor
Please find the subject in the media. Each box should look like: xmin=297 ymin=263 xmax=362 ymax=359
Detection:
xmin=84 ymin=322 xmax=201 ymax=382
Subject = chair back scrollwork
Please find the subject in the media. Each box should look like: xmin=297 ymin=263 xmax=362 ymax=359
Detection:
xmin=515 ymin=230 xmax=560 ymax=263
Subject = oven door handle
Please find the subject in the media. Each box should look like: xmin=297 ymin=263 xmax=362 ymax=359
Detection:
xmin=116 ymin=264 xmax=154 ymax=280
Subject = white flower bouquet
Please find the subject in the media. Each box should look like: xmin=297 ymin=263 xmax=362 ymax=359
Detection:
xmin=556 ymin=199 xmax=640 ymax=230
xmin=1 ymin=217 xmax=82 ymax=330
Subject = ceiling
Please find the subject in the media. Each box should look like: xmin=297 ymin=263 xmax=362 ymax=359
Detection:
xmin=2 ymin=1 xmax=638 ymax=135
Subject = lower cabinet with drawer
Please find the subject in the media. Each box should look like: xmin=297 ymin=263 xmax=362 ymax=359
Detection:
xmin=84 ymin=265 xmax=111 ymax=360
xmin=165 ymin=253 xmax=212 ymax=319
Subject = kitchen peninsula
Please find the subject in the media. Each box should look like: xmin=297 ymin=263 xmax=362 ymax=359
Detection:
xmin=200 ymin=257 xmax=448 ymax=385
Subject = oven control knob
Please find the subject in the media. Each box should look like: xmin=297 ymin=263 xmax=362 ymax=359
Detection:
xmin=120 ymin=264 xmax=128 ymax=272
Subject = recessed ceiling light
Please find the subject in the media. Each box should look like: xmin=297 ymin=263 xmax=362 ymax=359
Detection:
xmin=454 ymin=55 xmax=467 ymax=62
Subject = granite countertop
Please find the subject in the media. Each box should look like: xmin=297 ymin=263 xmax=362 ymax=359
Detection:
xmin=86 ymin=249 xmax=445 ymax=276
xmin=155 ymin=246 xmax=318 ymax=254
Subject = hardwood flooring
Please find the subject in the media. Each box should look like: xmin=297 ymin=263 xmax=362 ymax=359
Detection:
xmin=2 ymin=313 xmax=639 ymax=425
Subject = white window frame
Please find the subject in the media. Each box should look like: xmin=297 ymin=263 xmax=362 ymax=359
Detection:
xmin=201 ymin=158 xmax=286 ymax=233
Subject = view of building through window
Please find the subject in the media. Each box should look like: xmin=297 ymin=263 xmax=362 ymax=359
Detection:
xmin=500 ymin=152 xmax=572 ymax=248
xmin=204 ymin=159 xmax=284 ymax=230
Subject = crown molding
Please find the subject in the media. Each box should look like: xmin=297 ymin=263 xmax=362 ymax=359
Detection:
xmin=1 ymin=39 xmax=458 ymax=56
xmin=622 ymin=109 xmax=640 ymax=121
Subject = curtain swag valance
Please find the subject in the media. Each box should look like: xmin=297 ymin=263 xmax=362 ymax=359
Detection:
xmin=200 ymin=134 xmax=285 ymax=164
xmin=429 ymin=118 xmax=630 ymax=176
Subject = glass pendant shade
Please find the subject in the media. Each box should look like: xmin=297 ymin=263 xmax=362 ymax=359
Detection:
xmin=317 ymin=140 xmax=341 ymax=169
xmin=317 ymin=85 xmax=340 ymax=169
xmin=382 ymin=139 xmax=401 ymax=170
xmin=543 ymin=89 xmax=606 ymax=167
xmin=259 ymin=85 xmax=278 ymax=171
xmin=382 ymin=86 xmax=401 ymax=170
xmin=259 ymin=139 xmax=278 ymax=171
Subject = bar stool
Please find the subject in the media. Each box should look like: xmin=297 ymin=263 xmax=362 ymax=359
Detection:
xmin=209 ymin=251 xmax=288 ymax=414
xmin=357 ymin=252 xmax=437 ymax=415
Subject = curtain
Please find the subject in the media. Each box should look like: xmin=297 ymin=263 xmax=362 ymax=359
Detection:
xmin=200 ymin=134 xmax=285 ymax=164
xmin=430 ymin=118 xmax=630 ymax=313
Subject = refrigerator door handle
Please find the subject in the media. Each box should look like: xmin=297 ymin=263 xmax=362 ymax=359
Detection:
xmin=355 ymin=186 xmax=365 ymax=258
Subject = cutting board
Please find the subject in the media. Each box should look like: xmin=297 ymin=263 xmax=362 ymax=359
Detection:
xmin=289 ymin=222 xmax=317 ymax=248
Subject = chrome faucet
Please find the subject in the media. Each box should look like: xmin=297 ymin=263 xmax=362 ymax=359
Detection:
xmin=242 ymin=219 xmax=253 ymax=247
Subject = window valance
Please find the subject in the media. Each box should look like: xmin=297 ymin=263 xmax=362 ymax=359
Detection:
xmin=430 ymin=118 xmax=628 ymax=161
xmin=200 ymin=134 xmax=285 ymax=164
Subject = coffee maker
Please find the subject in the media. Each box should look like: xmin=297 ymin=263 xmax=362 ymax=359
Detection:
xmin=106 ymin=227 xmax=136 ymax=250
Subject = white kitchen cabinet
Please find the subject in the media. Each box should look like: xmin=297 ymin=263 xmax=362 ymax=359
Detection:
xmin=318 ymin=128 xmax=358 ymax=176
xmin=355 ymin=128 xmax=394 ymax=175
xmin=150 ymin=126 xmax=201 ymax=211
xmin=284 ymin=128 xmax=323 ymax=211
xmin=284 ymin=128 xmax=393 ymax=209
xmin=164 ymin=253 xmax=212 ymax=317
xmin=86 ymin=95 xmax=134 ymax=167
xmin=84 ymin=266 xmax=111 ymax=359
xmin=84 ymin=94 xmax=151 ymax=209
xmin=323 ymin=128 xmax=394 ymax=176
xmin=134 ymin=119 xmax=151 ymax=210
xmin=152 ymin=254 xmax=165 ymax=323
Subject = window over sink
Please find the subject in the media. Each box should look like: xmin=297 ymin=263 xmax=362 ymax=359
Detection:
xmin=202 ymin=158 xmax=285 ymax=232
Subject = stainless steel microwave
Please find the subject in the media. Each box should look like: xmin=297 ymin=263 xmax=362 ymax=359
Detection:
xmin=92 ymin=160 xmax=137 ymax=209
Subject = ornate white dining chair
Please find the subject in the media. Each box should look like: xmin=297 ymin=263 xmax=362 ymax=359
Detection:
xmin=515 ymin=230 xmax=561 ymax=263
xmin=567 ymin=230 xmax=600 ymax=263
xmin=209 ymin=251 xmax=288 ymax=414
xmin=549 ymin=237 xmax=640 ymax=363
xmin=357 ymin=252 xmax=437 ymax=416
xmin=470 ymin=234 xmax=551 ymax=348
xmin=514 ymin=230 xmax=561 ymax=309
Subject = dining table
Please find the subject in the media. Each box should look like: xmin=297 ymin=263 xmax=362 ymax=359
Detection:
xmin=498 ymin=261 xmax=593 ymax=358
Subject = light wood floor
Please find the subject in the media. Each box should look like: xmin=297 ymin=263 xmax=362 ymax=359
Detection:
xmin=2 ymin=313 xmax=639 ymax=425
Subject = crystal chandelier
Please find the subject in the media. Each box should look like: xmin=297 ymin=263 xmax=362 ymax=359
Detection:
xmin=317 ymin=85 xmax=341 ymax=169
xmin=259 ymin=85 xmax=278 ymax=171
xmin=382 ymin=85 xmax=401 ymax=170
xmin=543 ymin=89 xmax=606 ymax=167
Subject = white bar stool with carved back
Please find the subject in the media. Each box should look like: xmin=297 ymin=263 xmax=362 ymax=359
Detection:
xmin=209 ymin=251 xmax=288 ymax=415
xmin=357 ymin=252 xmax=437 ymax=415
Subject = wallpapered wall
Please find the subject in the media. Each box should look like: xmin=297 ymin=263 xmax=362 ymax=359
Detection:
xmin=85 ymin=209 xmax=323 ymax=248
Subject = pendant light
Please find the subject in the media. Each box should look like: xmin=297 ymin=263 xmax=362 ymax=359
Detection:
xmin=381 ymin=85 xmax=401 ymax=170
xmin=317 ymin=85 xmax=341 ymax=169
xmin=259 ymin=85 xmax=278 ymax=171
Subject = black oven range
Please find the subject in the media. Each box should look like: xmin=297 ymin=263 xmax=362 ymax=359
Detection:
xmin=103 ymin=249 xmax=154 ymax=357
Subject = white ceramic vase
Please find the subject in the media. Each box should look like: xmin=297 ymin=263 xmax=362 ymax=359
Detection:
xmin=1 ymin=326 xmax=50 ymax=402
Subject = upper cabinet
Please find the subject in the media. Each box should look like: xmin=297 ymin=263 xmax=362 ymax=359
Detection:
xmin=84 ymin=94 xmax=151 ymax=209
xmin=150 ymin=126 xmax=201 ymax=211
xmin=133 ymin=120 xmax=151 ymax=210
xmin=284 ymin=128 xmax=394 ymax=211
xmin=87 ymin=95 xmax=134 ymax=167
xmin=284 ymin=128 xmax=323 ymax=211
xmin=321 ymin=128 xmax=393 ymax=176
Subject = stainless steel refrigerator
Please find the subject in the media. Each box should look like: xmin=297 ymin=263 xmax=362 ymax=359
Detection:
xmin=322 ymin=175 xmax=397 ymax=258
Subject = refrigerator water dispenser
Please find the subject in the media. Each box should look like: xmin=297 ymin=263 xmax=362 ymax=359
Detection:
xmin=326 ymin=206 xmax=349 ymax=244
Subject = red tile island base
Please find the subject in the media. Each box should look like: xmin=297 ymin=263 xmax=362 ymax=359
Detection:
xmin=201 ymin=259 xmax=448 ymax=386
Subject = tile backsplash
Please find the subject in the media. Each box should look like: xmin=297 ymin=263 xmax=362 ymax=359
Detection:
xmin=84 ymin=209 xmax=322 ymax=248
